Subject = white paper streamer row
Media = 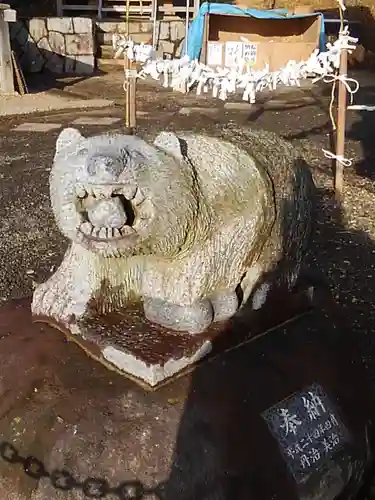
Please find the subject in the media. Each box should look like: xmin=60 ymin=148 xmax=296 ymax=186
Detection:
xmin=113 ymin=28 xmax=358 ymax=104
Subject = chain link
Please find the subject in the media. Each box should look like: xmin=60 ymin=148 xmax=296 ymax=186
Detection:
xmin=0 ymin=441 xmax=163 ymax=499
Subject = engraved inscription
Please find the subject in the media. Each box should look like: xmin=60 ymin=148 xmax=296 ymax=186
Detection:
xmin=262 ymin=384 xmax=350 ymax=482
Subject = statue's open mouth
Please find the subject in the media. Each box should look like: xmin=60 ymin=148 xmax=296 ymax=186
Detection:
xmin=75 ymin=183 xmax=152 ymax=243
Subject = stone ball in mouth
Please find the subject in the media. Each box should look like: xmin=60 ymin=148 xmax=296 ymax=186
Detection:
xmin=88 ymin=197 xmax=131 ymax=230
xmin=76 ymin=184 xmax=150 ymax=242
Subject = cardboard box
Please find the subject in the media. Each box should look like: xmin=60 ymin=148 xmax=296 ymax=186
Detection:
xmin=201 ymin=13 xmax=322 ymax=72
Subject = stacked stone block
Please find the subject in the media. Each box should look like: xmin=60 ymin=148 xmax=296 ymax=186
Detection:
xmin=10 ymin=17 xmax=94 ymax=75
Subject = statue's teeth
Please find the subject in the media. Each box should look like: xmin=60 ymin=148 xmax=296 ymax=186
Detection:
xmin=133 ymin=188 xmax=145 ymax=205
xmin=85 ymin=185 xmax=94 ymax=196
xmin=121 ymin=225 xmax=135 ymax=235
xmin=101 ymin=185 xmax=114 ymax=198
xmin=112 ymin=228 xmax=121 ymax=238
xmin=98 ymin=227 xmax=107 ymax=239
xmin=122 ymin=185 xmax=137 ymax=199
xmin=76 ymin=185 xmax=87 ymax=198
xmin=81 ymin=221 xmax=92 ymax=235
xmin=93 ymin=186 xmax=105 ymax=199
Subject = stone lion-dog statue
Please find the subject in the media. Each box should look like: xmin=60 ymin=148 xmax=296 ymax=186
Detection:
xmin=32 ymin=126 xmax=315 ymax=335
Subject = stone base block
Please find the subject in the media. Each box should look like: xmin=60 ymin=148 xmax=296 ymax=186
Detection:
xmin=33 ymin=288 xmax=313 ymax=390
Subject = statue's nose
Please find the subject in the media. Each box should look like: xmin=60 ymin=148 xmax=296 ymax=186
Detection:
xmin=86 ymin=155 xmax=123 ymax=181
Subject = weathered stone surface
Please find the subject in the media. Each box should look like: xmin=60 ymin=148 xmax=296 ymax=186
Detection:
xmin=72 ymin=117 xmax=122 ymax=126
xmin=97 ymin=31 xmax=115 ymax=45
xmin=47 ymin=17 xmax=74 ymax=34
xmin=170 ymin=20 xmax=185 ymax=42
xmin=96 ymin=20 xmax=141 ymax=35
xmin=158 ymin=20 xmax=170 ymax=41
xmin=0 ymin=299 xmax=374 ymax=500
xmin=157 ymin=40 xmax=175 ymax=56
xmin=22 ymin=39 xmax=45 ymax=72
xmin=10 ymin=16 xmax=95 ymax=75
xmin=72 ymin=16 xmax=92 ymax=34
xmin=65 ymin=33 xmax=93 ymax=55
xmin=224 ymin=102 xmax=254 ymax=110
xmin=64 ymin=55 xmax=75 ymax=74
xmin=175 ymin=38 xmax=185 ymax=58
xmin=74 ymin=54 xmax=95 ymax=74
xmin=128 ymin=21 xmax=141 ymax=34
xmin=48 ymin=31 xmax=65 ymax=55
xmin=28 ymin=17 xmax=47 ymax=41
xmin=139 ymin=21 xmax=153 ymax=33
xmin=9 ymin=19 xmax=22 ymax=39
xmin=179 ymin=106 xmax=221 ymax=116
xmin=14 ymin=24 xmax=28 ymax=46
xmin=37 ymin=35 xmax=52 ymax=54
xmin=128 ymin=32 xmax=152 ymax=44
xmin=14 ymin=123 xmax=63 ymax=132
xmin=45 ymin=52 xmax=64 ymax=74
xmin=96 ymin=20 xmax=120 ymax=33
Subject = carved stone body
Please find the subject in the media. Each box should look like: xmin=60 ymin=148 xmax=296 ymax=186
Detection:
xmin=32 ymin=127 xmax=315 ymax=334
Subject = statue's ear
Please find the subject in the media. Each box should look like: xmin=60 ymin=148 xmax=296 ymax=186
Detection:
xmin=56 ymin=128 xmax=83 ymax=153
xmin=153 ymin=131 xmax=184 ymax=161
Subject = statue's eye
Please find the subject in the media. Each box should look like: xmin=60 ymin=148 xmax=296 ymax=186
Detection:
xmin=78 ymin=148 xmax=88 ymax=157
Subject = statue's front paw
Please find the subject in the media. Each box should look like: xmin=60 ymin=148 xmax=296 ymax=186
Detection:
xmin=31 ymin=281 xmax=83 ymax=324
xmin=210 ymin=290 xmax=239 ymax=322
xmin=143 ymin=297 xmax=214 ymax=335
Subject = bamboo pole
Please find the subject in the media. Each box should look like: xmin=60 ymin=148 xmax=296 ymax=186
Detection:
xmin=334 ymin=39 xmax=348 ymax=202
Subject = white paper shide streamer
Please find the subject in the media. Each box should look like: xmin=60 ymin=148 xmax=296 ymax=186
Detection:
xmin=113 ymin=26 xmax=358 ymax=104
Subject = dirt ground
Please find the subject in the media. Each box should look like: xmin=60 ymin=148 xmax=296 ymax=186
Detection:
xmin=1 ymin=68 xmax=375 ymax=498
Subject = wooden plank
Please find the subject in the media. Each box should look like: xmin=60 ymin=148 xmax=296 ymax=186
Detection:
xmin=159 ymin=5 xmax=194 ymax=12
xmin=101 ymin=6 xmax=152 ymax=12
xmin=105 ymin=0 xmax=151 ymax=3
xmin=62 ymin=1 xmax=194 ymax=15
xmin=62 ymin=4 xmax=99 ymax=10
xmin=11 ymin=51 xmax=28 ymax=95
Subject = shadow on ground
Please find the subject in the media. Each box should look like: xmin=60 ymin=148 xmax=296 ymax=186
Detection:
xmin=161 ymin=184 xmax=375 ymax=500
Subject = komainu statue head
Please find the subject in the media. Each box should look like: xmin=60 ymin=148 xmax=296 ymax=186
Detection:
xmin=51 ymin=128 xmax=200 ymax=258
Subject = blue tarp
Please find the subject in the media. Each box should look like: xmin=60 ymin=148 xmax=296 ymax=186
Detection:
xmin=183 ymin=3 xmax=326 ymax=61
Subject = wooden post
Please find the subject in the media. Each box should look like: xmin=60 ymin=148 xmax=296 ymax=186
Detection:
xmin=56 ymin=0 xmax=63 ymax=16
xmin=0 ymin=4 xmax=16 ymax=95
xmin=200 ymin=13 xmax=209 ymax=64
xmin=193 ymin=0 xmax=200 ymax=17
xmin=123 ymin=0 xmax=136 ymax=134
xmin=97 ymin=0 xmax=103 ymax=20
xmin=124 ymin=56 xmax=137 ymax=132
xmin=184 ymin=0 xmax=190 ymax=49
xmin=334 ymin=44 xmax=348 ymax=202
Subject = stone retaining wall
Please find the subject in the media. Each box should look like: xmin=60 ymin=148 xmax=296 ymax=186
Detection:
xmin=10 ymin=17 xmax=95 ymax=75
xmin=10 ymin=16 xmax=187 ymax=75
xmin=96 ymin=19 xmax=186 ymax=57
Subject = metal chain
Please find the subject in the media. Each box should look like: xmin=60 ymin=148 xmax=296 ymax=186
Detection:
xmin=0 ymin=441 xmax=164 ymax=499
